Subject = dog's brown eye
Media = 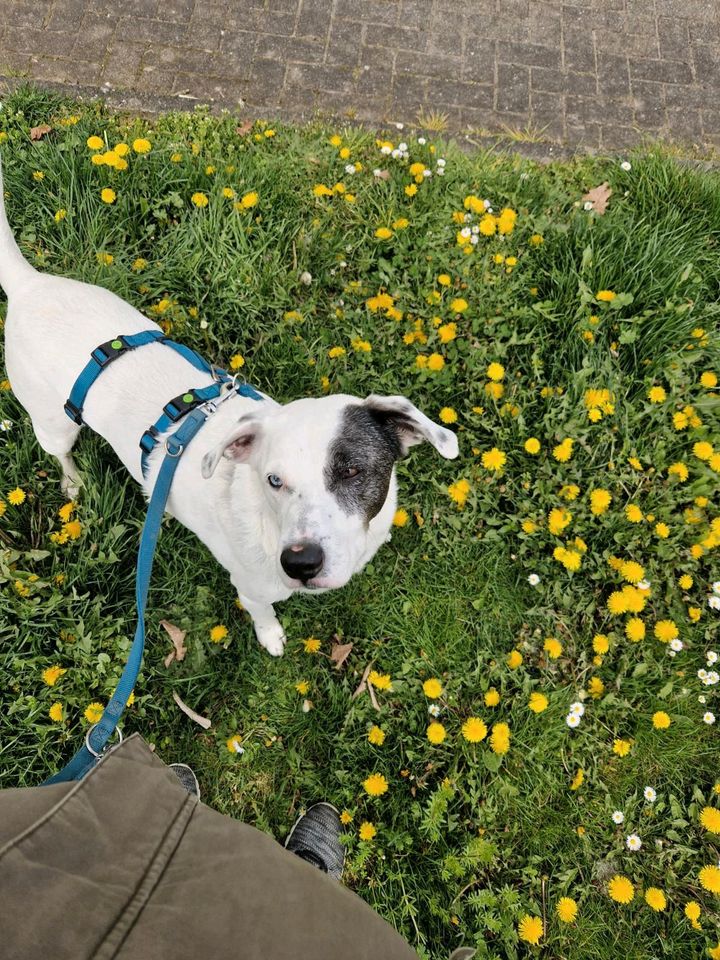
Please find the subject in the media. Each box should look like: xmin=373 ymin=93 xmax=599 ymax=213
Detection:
xmin=343 ymin=467 xmax=360 ymax=479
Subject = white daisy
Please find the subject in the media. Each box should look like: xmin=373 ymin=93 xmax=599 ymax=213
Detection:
xmin=637 ymin=580 xmax=651 ymax=591
xmin=566 ymin=713 xmax=581 ymax=728
xmin=626 ymin=834 xmax=642 ymax=851
xmin=670 ymin=638 xmax=683 ymax=652
xmin=569 ymin=702 xmax=585 ymax=717
xmin=428 ymin=703 xmax=441 ymax=718
xmin=703 ymin=711 xmax=715 ymax=724
xmin=527 ymin=574 xmax=540 ymax=586
xmin=707 ymin=651 xmax=718 ymax=664
xmin=417 ymin=137 xmax=426 ymax=145
xmin=643 ymin=786 xmax=657 ymax=803
xmin=712 ymin=581 xmax=720 ymax=594
xmin=612 ymin=810 xmax=624 ymax=824
xmin=704 ymin=671 xmax=719 ymax=685
xmin=620 ymin=160 xmax=632 ymax=171
xmin=709 ymin=596 xmax=720 ymax=611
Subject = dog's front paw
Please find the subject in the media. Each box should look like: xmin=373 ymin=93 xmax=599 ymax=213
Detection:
xmin=255 ymin=621 xmax=287 ymax=657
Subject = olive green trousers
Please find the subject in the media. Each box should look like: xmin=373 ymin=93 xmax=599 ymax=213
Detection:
xmin=0 ymin=734 xmax=423 ymax=960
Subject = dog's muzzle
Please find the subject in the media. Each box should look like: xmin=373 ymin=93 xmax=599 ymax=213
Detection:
xmin=280 ymin=542 xmax=324 ymax=583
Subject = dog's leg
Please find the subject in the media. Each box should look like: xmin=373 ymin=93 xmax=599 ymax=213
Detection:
xmin=237 ymin=592 xmax=286 ymax=657
xmin=33 ymin=422 xmax=82 ymax=499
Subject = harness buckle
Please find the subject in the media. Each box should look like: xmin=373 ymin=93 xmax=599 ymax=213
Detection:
xmin=163 ymin=390 xmax=202 ymax=422
xmin=63 ymin=398 xmax=84 ymax=425
xmin=92 ymin=336 xmax=130 ymax=368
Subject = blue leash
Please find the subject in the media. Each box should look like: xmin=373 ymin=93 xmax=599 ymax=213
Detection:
xmin=44 ymin=409 xmax=211 ymax=784
xmin=44 ymin=332 xmax=263 ymax=785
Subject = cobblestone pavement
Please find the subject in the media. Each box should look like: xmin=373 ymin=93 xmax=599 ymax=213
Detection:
xmin=1 ymin=0 xmax=719 ymax=152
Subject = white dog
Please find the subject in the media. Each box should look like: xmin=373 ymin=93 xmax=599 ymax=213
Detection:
xmin=0 ymin=157 xmax=458 ymax=654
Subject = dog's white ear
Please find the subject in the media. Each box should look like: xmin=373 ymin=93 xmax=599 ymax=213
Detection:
xmin=363 ymin=394 xmax=459 ymax=459
xmin=201 ymin=416 xmax=262 ymax=478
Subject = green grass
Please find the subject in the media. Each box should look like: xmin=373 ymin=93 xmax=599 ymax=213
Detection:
xmin=1 ymin=85 xmax=719 ymax=959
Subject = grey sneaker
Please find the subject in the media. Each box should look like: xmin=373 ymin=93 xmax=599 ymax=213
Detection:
xmin=169 ymin=762 xmax=200 ymax=799
xmin=284 ymin=802 xmax=345 ymax=881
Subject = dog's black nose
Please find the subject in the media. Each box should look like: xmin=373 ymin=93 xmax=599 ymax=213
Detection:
xmin=280 ymin=542 xmax=324 ymax=582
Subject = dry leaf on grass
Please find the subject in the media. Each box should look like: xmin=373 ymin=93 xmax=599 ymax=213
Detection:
xmin=161 ymin=620 xmax=187 ymax=667
xmin=236 ymin=120 xmax=253 ymax=136
xmin=374 ymin=169 xmax=390 ymax=180
xmin=582 ymin=181 xmax=612 ymax=215
xmin=172 ymin=691 xmax=211 ymax=729
xmin=352 ymin=662 xmax=372 ymax=700
xmin=330 ymin=641 xmax=353 ymax=669
xmin=29 ymin=124 xmax=52 ymax=141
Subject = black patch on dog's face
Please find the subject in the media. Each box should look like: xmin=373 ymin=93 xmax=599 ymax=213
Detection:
xmin=324 ymin=406 xmax=401 ymax=521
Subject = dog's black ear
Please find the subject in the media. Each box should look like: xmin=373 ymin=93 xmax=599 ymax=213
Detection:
xmin=362 ymin=395 xmax=459 ymax=459
xmin=201 ymin=416 xmax=262 ymax=478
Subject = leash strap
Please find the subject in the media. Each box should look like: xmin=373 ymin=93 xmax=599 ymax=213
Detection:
xmin=43 ymin=408 xmax=212 ymax=784
xmin=64 ymin=330 xmax=221 ymax=425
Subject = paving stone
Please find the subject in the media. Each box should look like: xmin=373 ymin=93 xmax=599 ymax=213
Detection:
xmin=0 ymin=0 xmax=719 ymax=153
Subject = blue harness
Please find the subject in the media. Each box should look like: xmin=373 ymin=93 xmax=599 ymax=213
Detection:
xmin=44 ymin=330 xmax=262 ymax=785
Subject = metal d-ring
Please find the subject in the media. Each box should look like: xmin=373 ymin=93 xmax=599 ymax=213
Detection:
xmin=165 ymin=439 xmax=184 ymax=458
xmin=85 ymin=723 xmax=123 ymax=758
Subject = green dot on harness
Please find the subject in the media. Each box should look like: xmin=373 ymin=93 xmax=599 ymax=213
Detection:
xmin=182 ymin=393 xmax=194 ymax=403
xmin=111 ymin=339 xmax=123 ymax=349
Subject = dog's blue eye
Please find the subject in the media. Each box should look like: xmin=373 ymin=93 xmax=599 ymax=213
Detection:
xmin=267 ymin=474 xmax=283 ymax=488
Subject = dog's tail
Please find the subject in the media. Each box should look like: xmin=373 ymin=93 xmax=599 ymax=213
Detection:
xmin=0 ymin=150 xmax=36 ymax=297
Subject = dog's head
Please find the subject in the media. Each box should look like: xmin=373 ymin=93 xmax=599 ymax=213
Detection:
xmin=201 ymin=394 xmax=459 ymax=591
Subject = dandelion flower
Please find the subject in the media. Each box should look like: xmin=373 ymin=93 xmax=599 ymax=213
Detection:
xmin=101 ymin=188 xmax=116 ymax=204
xmin=49 ymin=702 xmax=63 ymax=722
xmin=368 ymin=671 xmax=392 ymax=691
xmin=544 ymin=637 xmax=562 ymax=659
xmin=652 ymin=711 xmax=671 ymax=729
xmin=590 ymin=489 xmax=612 ymax=515
xmin=484 ymin=688 xmax=500 ymax=707
xmin=524 ymin=437 xmax=540 ymax=454
xmin=226 ymin=735 xmax=243 ymax=753
xmin=654 ymin=620 xmax=678 ymax=643
xmin=132 ymin=137 xmax=151 ymax=153
xmin=393 ymin=508 xmax=409 ymax=526
xmin=303 ymin=637 xmax=321 ymax=653
xmin=482 ymin=447 xmax=506 ymax=471
xmin=84 ymin=702 xmax=104 ymax=724
xmin=507 ymin=649 xmax=523 ymax=669
xmin=556 ymin=897 xmax=578 ymax=923
xmin=699 ymin=865 xmax=720 ymax=894
xmin=7 ymin=488 xmax=26 ymax=505
xmin=42 ymin=665 xmax=67 ymax=686
xmin=359 ymin=821 xmax=376 ymax=841
xmin=518 ymin=915 xmax=543 ymax=945
xmin=427 ymin=722 xmax=447 ymax=744
xmin=461 ymin=717 xmax=487 ymax=742
xmin=645 ymin=888 xmax=666 ymax=911
xmin=608 ymin=875 xmax=634 ymax=903
xmin=363 ymin=773 xmax=389 ymax=796
xmin=368 ymin=725 xmax=385 ymax=745
xmin=210 ymin=624 xmax=228 ymax=643
xmin=529 ymin=692 xmax=548 ymax=713
xmin=699 ymin=807 xmax=720 ymax=834
xmin=648 ymin=386 xmax=666 ymax=403
xmin=191 ymin=192 xmax=209 ymax=207
xmin=423 ymin=678 xmax=443 ymax=698
xmin=684 ymin=901 xmax=701 ymax=922
xmin=490 ymin=722 xmax=511 ymax=754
